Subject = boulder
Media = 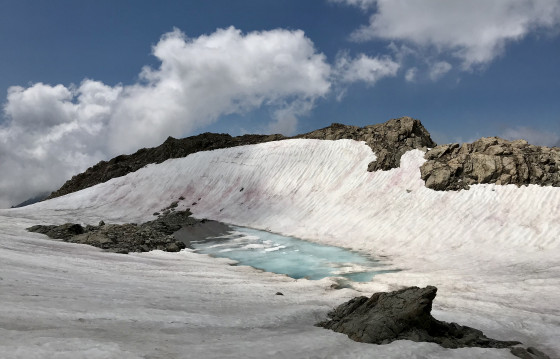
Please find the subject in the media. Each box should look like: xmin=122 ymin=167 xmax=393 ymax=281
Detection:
xmin=317 ymin=286 xmax=521 ymax=349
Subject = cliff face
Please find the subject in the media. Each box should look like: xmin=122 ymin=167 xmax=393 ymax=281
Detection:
xmin=46 ymin=133 xmax=285 ymax=200
xmin=421 ymin=137 xmax=560 ymax=191
xmin=298 ymin=116 xmax=436 ymax=171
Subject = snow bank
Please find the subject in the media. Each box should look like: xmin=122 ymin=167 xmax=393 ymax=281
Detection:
xmin=3 ymin=139 xmax=559 ymax=358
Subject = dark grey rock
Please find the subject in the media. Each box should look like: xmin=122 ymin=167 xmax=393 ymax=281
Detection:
xmin=165 ymin=243 xmax=181 ymax=252
xmin=421 ymin=137 xmax=560 ymax=190
xmin=27 ymin=210 xmax=195 ymax=254
xmin=317 ymin=286 xmax=521 ymax=349
xmin=27 ymin=223 xmax=84 ymax=240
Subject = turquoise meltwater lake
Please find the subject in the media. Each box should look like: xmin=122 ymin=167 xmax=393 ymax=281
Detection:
xmin=190 ymin=225 xmax=398 ymax=282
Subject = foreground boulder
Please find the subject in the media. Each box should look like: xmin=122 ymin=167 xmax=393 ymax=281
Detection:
xmin=299 ymin=116 xmax=436 ymax=171
xmin=317 ymin=286 xmax=520 ymax=349
xmin=421 ymin=137 xmax=560 ymax=190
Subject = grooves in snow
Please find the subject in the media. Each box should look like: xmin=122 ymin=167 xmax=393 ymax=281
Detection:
xmin=3 ymin=138 xmax=560 ymax=358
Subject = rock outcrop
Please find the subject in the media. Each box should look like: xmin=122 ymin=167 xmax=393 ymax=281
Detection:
xmin=27 ymin=208 xmax=197 ymax=254
xmin=317 ymin=286 xmax=521 ymax=349
xmin=298 ymin=116 xmax=436 ymax=171
xmin=46 ymin=133 xmax=285 ymax=200
xmin=421 ymin=137 xmax=560 ymax=190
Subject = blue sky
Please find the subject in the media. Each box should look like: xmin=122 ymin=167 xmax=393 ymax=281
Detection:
xmin=0 ymin=0 xmax=559 ymax=207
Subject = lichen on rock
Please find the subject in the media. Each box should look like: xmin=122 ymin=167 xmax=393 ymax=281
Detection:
xmin=421 ymin=137 xmax=560 ymax=190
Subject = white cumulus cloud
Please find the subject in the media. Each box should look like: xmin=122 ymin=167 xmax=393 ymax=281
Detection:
xmin=0 ymin=27 xmax=334 ymax=208
xmin=106 ymin=27 xmax=332 ymax=154
xmin=341 ymin=0 xmax=560 ymax=69
xmin=328 ymin=0 xmax=377 ymax=11
xmin=404 ymin=67 xmax=417 ymax=82
xmin=335 ymin=53 xmax=400 ymax=85
xmin=0 ymin=26 xmax=392 ymax=208
xmin=429 ymin=61 xmax=452 ymax=81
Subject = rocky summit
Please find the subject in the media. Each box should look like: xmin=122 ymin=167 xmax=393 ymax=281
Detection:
xmin=421 ymin=137 xmax=560 ymax=190
xmin=317 ymin=286 xmax=521 ymax=349
xmin=298 ymin=116 xmax=436 ymax=171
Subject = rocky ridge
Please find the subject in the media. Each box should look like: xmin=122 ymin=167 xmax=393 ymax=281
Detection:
xmin=45 ymin=117 xmax=434 ymax=200
xmin=46 ymin=133 xmax=285 ymax=200
xmin=41 ymin=117 xmax=560 ymax=199
xmin=298 ymin=116 xmax=436 ymax=171
xmin=421 ymin=137 xmax=560 ymax=190
xmin=318 ymin=286 xmax=550 ymax=358
xmin=27 ymin=208 xmax=197 ymax=254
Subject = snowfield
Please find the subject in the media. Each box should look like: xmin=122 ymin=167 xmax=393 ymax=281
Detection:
xmin=1 ymin=139 xmax=559 ymax=358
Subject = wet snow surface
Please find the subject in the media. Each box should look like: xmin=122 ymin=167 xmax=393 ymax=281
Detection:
xmin=1 ymin=139 xmax=559 ymax=358
xmin=191 ymin=225 xmax=398 ymax=282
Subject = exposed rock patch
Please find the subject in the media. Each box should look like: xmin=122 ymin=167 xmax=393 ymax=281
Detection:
xmin=317 ymin=286 xmax=522 ymax=349
xmin=27 ymin=209 xmax=197 ymax=254
xmin=46 ymin=133 xmax=285 ymax=200
xmin=298 ymin=116 xmax=436 ymax=171
xmin=421 ymin=137 xmax=560 ymax=190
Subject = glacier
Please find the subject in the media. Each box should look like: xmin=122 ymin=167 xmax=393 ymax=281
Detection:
xmin=1 ymin=139 xmax=559 ymax=358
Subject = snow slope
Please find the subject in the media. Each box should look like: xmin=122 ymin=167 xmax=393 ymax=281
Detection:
xmin=1 ymin=139 xmax=559 ymax=358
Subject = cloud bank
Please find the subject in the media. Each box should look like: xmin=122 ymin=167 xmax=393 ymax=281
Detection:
xmin=338 ymin=0 xmax=560 ymax=75
xmin=0 ymin=26 xmax=396 ymax=208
